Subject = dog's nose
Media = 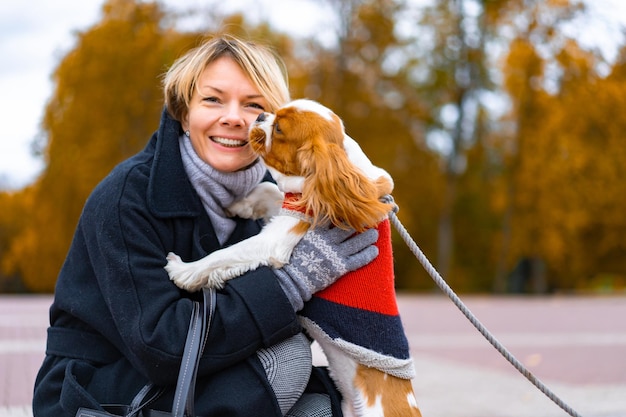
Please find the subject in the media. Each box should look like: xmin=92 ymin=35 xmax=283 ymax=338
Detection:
xmin=256 ymin=113 xmax=266 ymax=123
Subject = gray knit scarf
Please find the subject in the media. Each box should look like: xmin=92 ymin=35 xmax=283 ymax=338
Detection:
xmin=179 ymin=135 xmax=266 ymax=244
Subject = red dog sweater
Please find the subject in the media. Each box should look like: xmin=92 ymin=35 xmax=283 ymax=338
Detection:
xmin=283 ymin=194 xmax=415 ymax=379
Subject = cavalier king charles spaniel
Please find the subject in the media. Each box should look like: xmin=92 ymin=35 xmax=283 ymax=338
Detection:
xmin=165 ymin=99 xmax=421 ymax=417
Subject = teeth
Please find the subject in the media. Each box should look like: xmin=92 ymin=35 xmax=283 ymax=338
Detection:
xmin=212 ymin=137 xmax=246 ymax=147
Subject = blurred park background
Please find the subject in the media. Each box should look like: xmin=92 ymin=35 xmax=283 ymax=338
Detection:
xmin=1 ymin=0 xmax=626 ymax=295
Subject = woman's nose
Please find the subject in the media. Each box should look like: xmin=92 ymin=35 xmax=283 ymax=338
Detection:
xmin=220 ymin=105 xmax=245 ymax=127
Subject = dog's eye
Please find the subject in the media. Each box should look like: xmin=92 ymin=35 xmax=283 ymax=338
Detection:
xmin=274 ymin=123 xmax=282 ymax=134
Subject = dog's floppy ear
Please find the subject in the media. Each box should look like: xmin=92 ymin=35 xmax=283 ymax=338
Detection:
xmin=296 ymin=135 xmax=392 ymax=232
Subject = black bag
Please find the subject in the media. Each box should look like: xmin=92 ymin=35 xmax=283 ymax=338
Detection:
xmin=75 ymin=288 xmax=216 ymax=417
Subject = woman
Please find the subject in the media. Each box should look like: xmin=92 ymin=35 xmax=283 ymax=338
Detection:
xmin=32 ymin=35 xmax=378 ymax=417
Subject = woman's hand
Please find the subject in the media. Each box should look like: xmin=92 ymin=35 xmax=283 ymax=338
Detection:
xmin=274 ymin=224 xmax=379 ymax=310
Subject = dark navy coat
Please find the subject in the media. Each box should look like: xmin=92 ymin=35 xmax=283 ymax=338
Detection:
xmin=32 ymin=109 xmax=340 ymax=417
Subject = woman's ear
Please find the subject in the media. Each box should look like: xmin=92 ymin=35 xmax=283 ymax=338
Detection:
xmin=179 ymin=110 xmax=190 ymax=133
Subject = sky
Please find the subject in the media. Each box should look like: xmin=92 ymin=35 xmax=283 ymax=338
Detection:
xmin=0 ymin=0 xmax=624 ymax=190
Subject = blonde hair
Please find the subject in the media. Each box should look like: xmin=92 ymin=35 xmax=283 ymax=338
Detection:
xmin=163 ymin=34 xmax=290 ymax=123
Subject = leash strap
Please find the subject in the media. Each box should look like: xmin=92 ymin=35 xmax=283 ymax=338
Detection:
xmin=386 ymin=197 xmax=584 ymax=417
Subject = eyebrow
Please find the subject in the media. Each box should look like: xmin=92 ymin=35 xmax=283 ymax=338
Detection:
xmin=200 ymin=85 xmax=264 ymax=100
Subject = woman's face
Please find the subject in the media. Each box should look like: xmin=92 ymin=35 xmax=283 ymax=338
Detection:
xmin=183 ymin=56 xmax=269 ymax=172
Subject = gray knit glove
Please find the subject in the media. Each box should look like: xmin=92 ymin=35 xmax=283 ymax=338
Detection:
xmin=274 ymin=225 xmax=379 ymax=311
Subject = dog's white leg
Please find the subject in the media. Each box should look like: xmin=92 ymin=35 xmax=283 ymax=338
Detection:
xmin=300 ymin=318 xmax=367 ymax=417
xmin=165 ymin=216 xmax=304 ymax=292
xmin=266 ymin=167 xmax=305 ymax=194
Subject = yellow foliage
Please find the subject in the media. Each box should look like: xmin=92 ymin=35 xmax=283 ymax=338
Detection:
xmin=1 ymin=0 xmax=625 ymax=293
xmin=1 ymin=0 xmax=200 ymax=292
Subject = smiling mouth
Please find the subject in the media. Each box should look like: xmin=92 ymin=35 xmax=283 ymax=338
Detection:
xmin=211 ymin=136 xmax=247 ymax=148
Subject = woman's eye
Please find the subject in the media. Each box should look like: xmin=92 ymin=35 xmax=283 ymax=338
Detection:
xmin=248 ymin=102 xmax=265 ymax=111
xmin=203 ymin=96 xmax=220 ymax=103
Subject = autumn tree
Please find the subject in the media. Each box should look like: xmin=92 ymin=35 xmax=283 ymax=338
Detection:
xmin=0 ymin=0 xmax=305 ymax=292
xmin=0 ymin=188 xmax=33 ymax=292
xmin=502 ymin=38 xmax=626 ymax=290
xmin=3 ymin=0 xmax=198 ymax=291
xmin=298 ymin=0 xmax=442 ymax=290
xmin=2 ymin=0 xmax=625 ymax=293
xmin=495 ymin=0 xmax=597 ymax=292
xmin=402 ymin=0 xmax=497 ymax=288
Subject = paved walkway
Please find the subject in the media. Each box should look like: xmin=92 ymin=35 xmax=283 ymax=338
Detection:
xmin=2 ymin=294 xmax=625 ymax=417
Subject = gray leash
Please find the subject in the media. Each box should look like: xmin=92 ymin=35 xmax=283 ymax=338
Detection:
xmin=386 ymin=201 xmax=583 ymax=417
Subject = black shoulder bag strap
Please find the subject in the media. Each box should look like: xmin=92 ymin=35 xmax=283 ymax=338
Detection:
xmin=76 ymin=288 xmax=216 ymax=417
xmin=172 ymin=288 xmax=216 ymax=417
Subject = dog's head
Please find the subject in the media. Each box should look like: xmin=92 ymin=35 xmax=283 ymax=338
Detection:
xmin=248 ymin=99 xmax=344 ymax=177
xmin=248 ymin=99 xmax=393 ymax=231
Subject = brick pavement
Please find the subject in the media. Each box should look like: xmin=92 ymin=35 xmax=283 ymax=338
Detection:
xmin=394 ymin=295 xmax=626 ymax=417
xmin=2 ymin=294 xmax=626 ymax=417
xmin=0 ymin=295 xmax=49 ymax=417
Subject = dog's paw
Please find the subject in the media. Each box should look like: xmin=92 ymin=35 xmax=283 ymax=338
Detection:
xmin=164 ymin=252 xmax=185 ymax=282
xmin=225 ymin=199 xmax=255 ymax=219
xmin=164 ymin=252 xmax=226 ymax=292
xmin=226 ymin=182 xmax=283 ymax=221
xmin=165 ymin=252 xmax=182 ymax=264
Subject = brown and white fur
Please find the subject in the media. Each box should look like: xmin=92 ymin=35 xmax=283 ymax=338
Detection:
xmin=165 ymin=99 xmax=421 ymax=417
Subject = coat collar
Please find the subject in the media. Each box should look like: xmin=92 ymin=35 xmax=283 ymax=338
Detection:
xmin=147 ymin=107 xmax=203 ymax=218
xmin=145 ymin=108 xmax=267 ymax=249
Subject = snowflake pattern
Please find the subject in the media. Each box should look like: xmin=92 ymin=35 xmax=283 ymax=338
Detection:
xmin=296 ymin=250 xmax=326 ymax=274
